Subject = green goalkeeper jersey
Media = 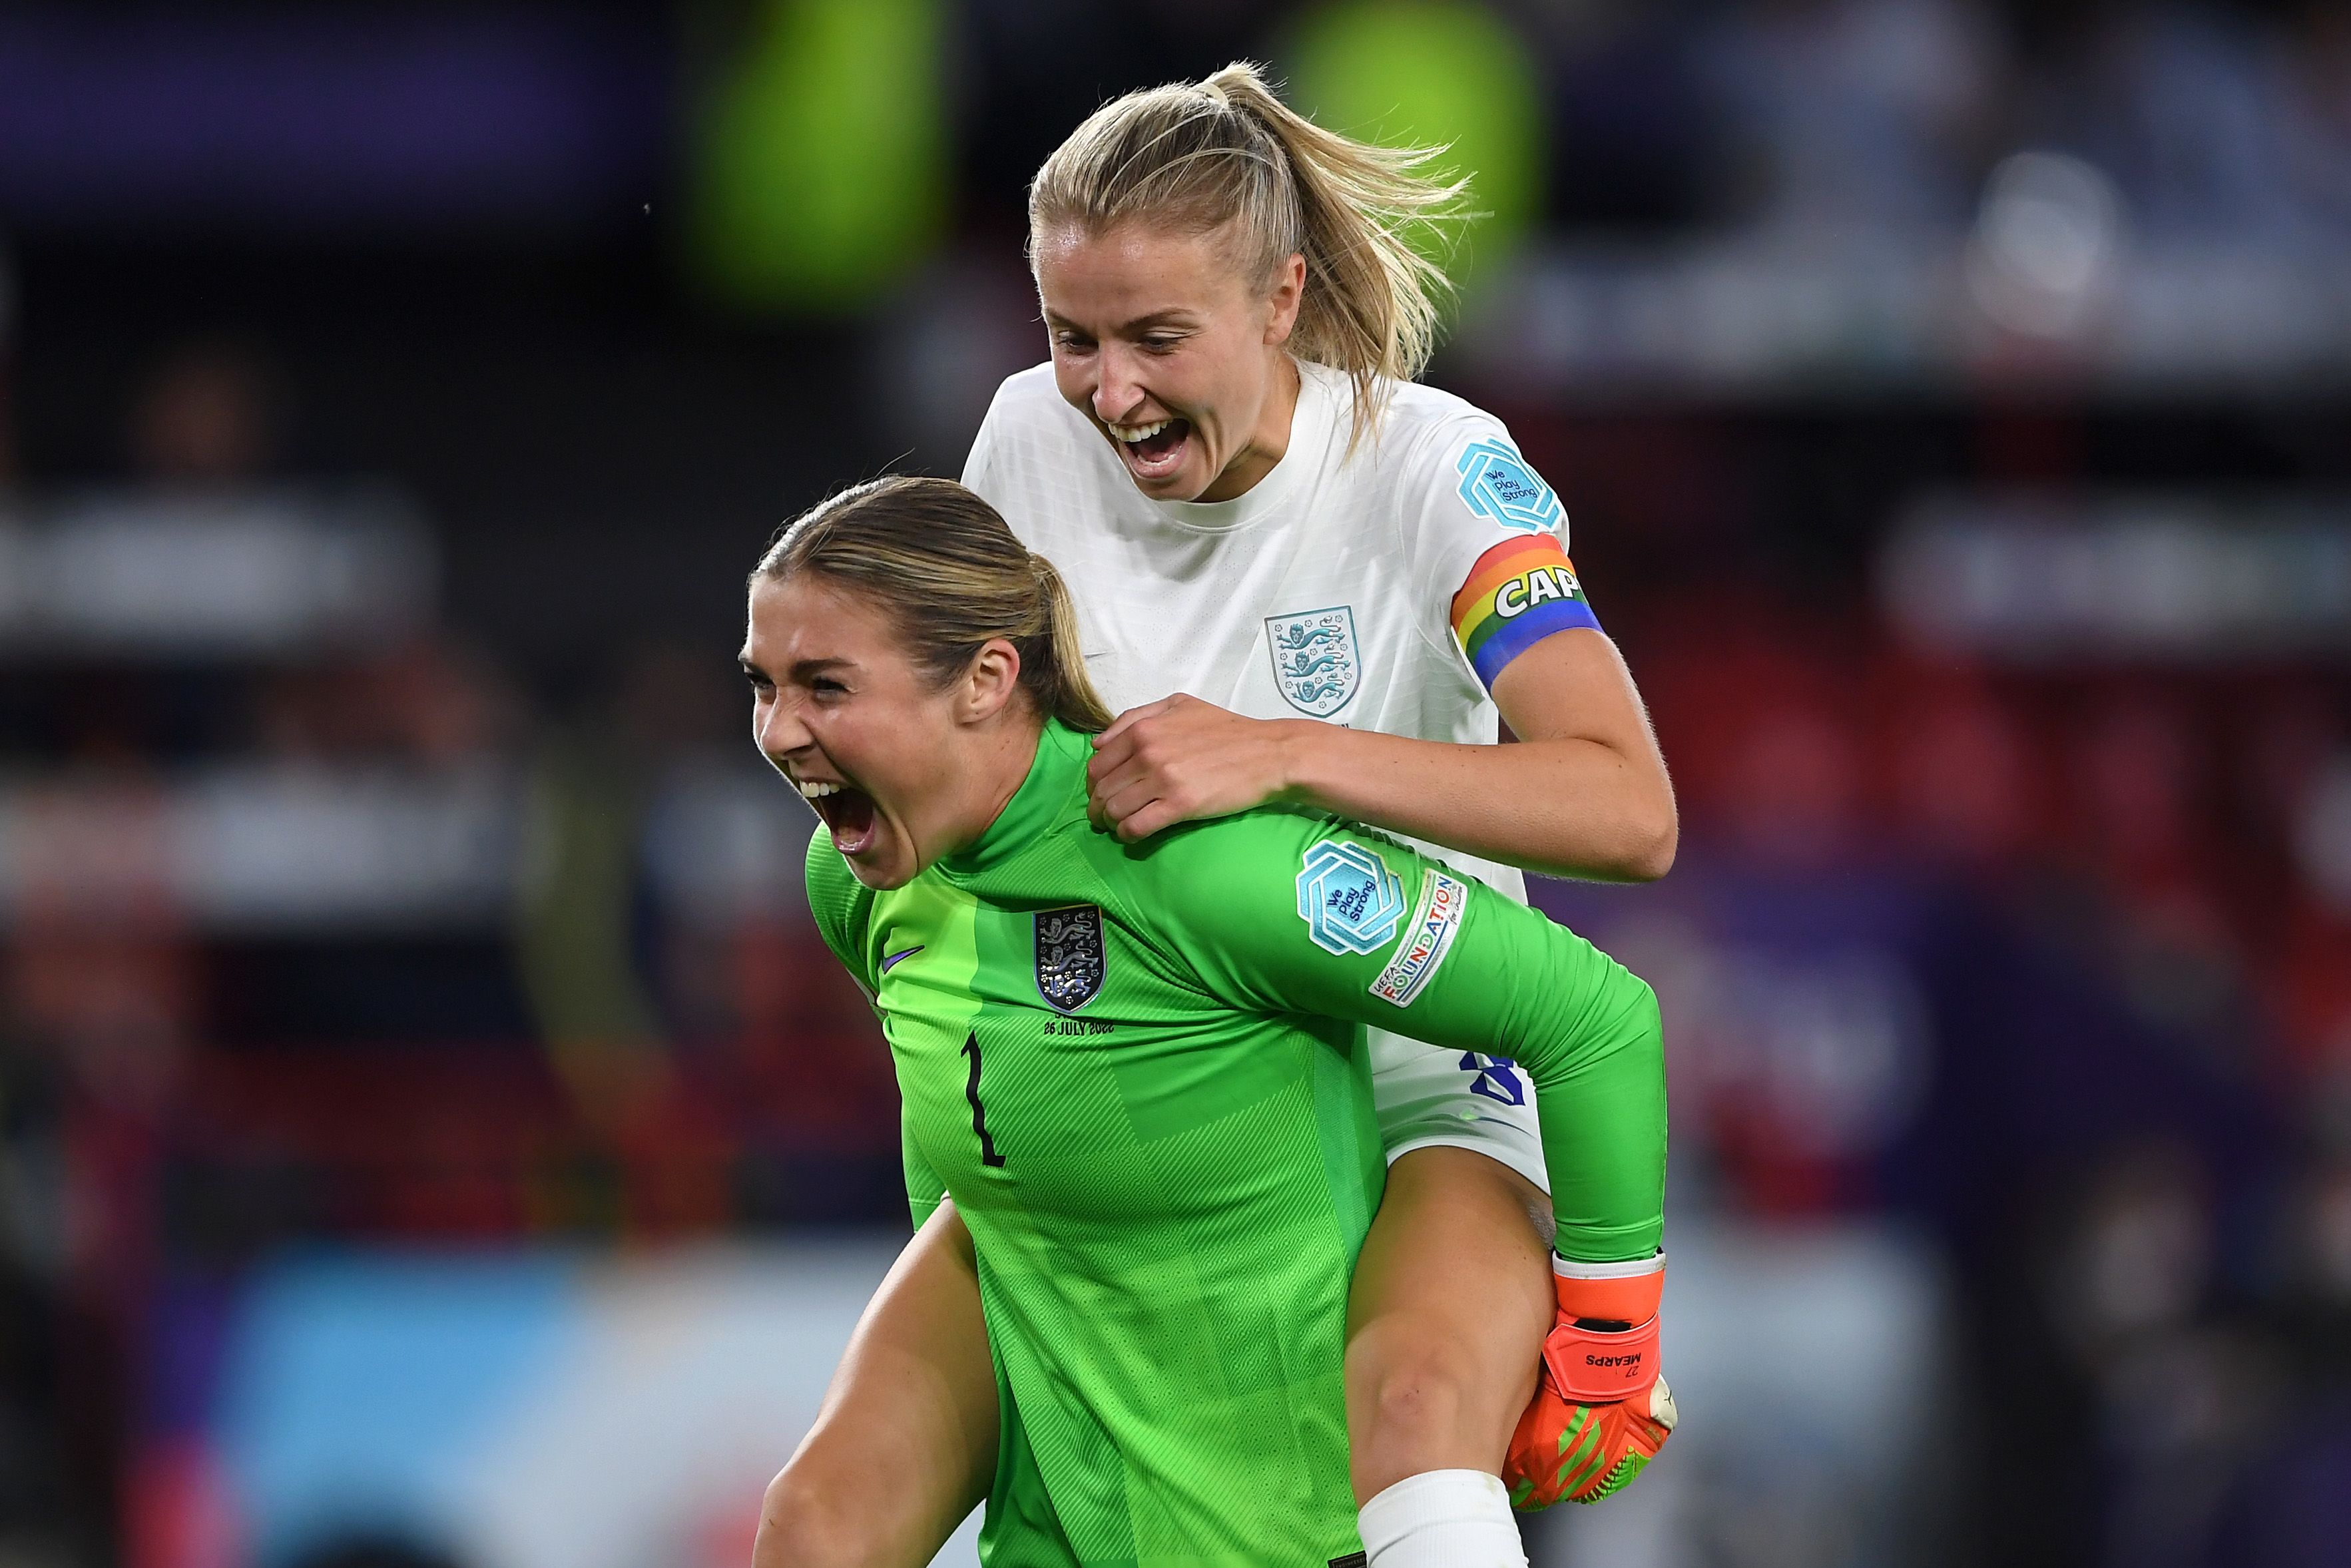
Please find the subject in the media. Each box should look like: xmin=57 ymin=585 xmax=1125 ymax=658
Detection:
xmin=803 ymin=719 xmax=1665 ymax=1568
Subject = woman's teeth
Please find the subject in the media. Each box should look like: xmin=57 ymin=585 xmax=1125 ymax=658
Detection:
xmin=796 ymin=780 xmax=842 ymax=799
xmin=1112 ymin=419 xmax=1169 ymax=443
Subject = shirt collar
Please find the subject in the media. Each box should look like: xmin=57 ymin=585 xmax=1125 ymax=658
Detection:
xmin=1141 ymin=356 xmax=1336 ymax=535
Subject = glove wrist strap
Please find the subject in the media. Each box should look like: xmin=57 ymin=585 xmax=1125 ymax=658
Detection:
xmin=1542 ymin=1314 xmax=1663 ymax=1404
xmin=1545 ymin=1252 xmax=1665 ymax=1403
xmin=1551 ymin=1250 xmax=1665 ymax=1324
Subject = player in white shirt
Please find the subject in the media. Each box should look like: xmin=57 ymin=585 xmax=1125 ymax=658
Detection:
xmin=760 ymin=65 xmax=1677 ymax=1568
xmin=965 ymin=360 xmax=1576 ymax=1178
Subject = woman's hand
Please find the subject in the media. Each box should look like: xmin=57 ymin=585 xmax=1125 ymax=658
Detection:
xmin=1087 ymin=694 xmax=1307 ymax=841
xmin=1087 ymin=632 xmax=1677 ymax=878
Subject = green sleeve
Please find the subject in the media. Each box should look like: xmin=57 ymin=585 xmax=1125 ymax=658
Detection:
xmin=804 ymin=827 xmax=948 ymax=1228
xmin=1109 ymin=810 xmax=1665 ymax=1262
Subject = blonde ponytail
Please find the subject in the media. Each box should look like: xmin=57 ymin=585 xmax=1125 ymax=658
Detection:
xmin=1026 ymin=552 xmax=1113 ymax=734
xmin=1027 ymin=61 xmax=1468 ymax=451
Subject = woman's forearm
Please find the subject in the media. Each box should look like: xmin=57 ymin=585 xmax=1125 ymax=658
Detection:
xmin=757 ymin=1204 xmax=998 ymax=1568
xmin=1278 ymin=721 xmax=1676 ymax=882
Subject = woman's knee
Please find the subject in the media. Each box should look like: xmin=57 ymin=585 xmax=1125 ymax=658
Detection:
xmin=1344 ymin=1316 xmax=1523 ymax=1500
xmin=756 ymin=1461 xmax=868 ymax=1568
xmin=1343 ymin=1151 xmax=1556 ymax=1487
xmin=1349 ymin=1324 xmax=1486 ymax=1441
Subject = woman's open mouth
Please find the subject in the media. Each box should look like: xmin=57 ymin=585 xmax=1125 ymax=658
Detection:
xmin=800 ymin=779 xmax=880 ymax=855
xmin=1112 ymin=417 xmax=1191 ymax=482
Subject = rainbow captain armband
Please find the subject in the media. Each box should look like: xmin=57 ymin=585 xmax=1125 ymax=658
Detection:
xmin=1449 ymin=535 xmax=1602 ymax=691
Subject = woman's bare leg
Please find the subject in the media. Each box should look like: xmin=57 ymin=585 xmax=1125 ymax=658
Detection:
xmin=757 ymin=1204 xmax=1001 ymax=1568
xmin=1344 ymin=1146 xmax=1555 ymax=1505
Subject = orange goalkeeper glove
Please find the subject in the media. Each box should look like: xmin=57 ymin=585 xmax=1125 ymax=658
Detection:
xmin=1503 ymin=1252 xmax=1677 ymax=1510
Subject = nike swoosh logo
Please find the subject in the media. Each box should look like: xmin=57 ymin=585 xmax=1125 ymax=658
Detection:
xmin=881 ymin=946 xmax=923 ymax=972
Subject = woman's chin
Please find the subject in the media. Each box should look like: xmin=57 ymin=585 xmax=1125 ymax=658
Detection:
xmin=837 ymin=822 xmax=919 ymax=890
xmin=842 ymin=846 xmax=917 ymax=891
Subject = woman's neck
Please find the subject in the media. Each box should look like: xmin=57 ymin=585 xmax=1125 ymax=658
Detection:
xmin=935 ymin=716 xmax=1048 ymax=862
xmin=1197 ymin=354 xmax=1302 ymax=503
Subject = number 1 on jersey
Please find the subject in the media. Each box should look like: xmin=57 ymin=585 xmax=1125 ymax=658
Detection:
xmin=961 ymin=1031 xmax=1005 ymax=1167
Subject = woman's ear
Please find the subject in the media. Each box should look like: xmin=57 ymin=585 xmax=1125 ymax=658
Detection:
xmin=1264 ymin=252 xmax=1306 ymax=347
xmin=959 ymin=638 xmax=1025 ymax=724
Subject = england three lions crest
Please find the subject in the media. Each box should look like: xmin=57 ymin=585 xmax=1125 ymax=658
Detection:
xmin=1033 ymin=905 xmax=1105 ymax=1013
xmin=1264 ymin=605 xmax=1361 ymax=718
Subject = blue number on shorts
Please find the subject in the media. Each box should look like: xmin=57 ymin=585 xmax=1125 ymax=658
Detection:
xmin=1460 ymin=1052 xmax=1525 ymax=1106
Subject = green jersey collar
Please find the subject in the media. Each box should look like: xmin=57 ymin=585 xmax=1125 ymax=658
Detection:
xmin=937 ymin=718 xmax=1088 ymax=878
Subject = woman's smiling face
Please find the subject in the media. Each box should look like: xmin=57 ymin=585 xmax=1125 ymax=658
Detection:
xmin=1033 ymin=221 xmax=1304 ymax=505
xmin=742 ymin=573 xmax=1013 ymax=890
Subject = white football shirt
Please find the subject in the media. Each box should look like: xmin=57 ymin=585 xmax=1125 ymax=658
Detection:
xmin=962 ymin=358 xmax=1604 ymax=1188
xmin=963 ymin=358 xmax=1607 ymax=899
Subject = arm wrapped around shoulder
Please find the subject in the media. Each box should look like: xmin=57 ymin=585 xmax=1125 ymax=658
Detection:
xmin=1504 ymin=1252 xmax=1678 ymax=1510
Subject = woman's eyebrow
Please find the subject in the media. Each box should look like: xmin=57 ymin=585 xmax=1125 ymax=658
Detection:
xmin=1116 ymin=309 xmax=1196 ymax=332
xmin=1043 ymin=307 xmax=1197 ymax=334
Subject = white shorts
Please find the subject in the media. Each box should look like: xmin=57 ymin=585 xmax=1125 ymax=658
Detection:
xmin=1368 ymin=1027 xmax=1550 ymax=1193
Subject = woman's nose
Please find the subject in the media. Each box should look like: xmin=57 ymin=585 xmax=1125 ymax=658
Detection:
xmin=756 ymin=696 xmax=809 ymax=757
xmin=1092 ymin=347 xmax=1144 ymax=423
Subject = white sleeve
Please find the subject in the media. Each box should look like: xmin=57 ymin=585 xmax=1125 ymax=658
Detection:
xmin=1395 ymin=412 xmax=1596 ymax=693
xmin=960 ymin=388 xmax=1004 ymax=499
xmin=961 ymin=374 xmax=1055 ymax=553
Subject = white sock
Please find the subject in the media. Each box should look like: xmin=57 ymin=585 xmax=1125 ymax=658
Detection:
xmin=1356 ymin=1469 xmax=1527 ymax=1568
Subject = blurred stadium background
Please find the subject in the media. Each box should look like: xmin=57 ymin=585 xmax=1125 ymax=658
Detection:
xmin=1 ymin=1 xmax=2348 ymax=1565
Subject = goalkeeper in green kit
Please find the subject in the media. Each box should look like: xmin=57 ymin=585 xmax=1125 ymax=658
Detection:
xmin=746 ymin=477 xmax=1672 ymax=1568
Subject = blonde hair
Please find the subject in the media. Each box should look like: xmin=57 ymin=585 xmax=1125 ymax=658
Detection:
xmin=752 ymin=476 xmax=1115 ymax=734
xmin=1027 ymin=61 xmax=1467 ymax=451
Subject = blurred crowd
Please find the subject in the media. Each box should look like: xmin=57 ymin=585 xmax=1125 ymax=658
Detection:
xmin=1565 ymin=582 xmax=2351 ymax=1565
xmin=0 ymin=342 xmax=894 ymax=1568
xmin=0 ymin=1 xmax=2346 ymax=1566
xmin=933 ymin=0 xmax=2351 ymax=242
xmin=1585 ymin=0 xmax=2350 ymax=241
